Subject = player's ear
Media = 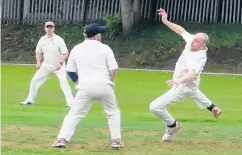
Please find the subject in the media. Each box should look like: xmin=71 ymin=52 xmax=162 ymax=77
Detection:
xmin=94 ymin=34 xmax=98 ymax=40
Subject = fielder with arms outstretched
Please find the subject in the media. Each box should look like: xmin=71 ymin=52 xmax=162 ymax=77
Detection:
xmin=149 ymin=9 xmax=222 ymax=142
xmin=52 ymin=23 xmax=124 ymax=149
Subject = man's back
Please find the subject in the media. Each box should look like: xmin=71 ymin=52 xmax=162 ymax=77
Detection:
xmin=67 ymin=39 xmax=118 ymax=86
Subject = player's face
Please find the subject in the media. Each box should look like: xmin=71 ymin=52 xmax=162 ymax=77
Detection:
xmin=45 ymin=26 xmax=55 ymax=35
xmin=191 ymin=34 xmax=206 ymax=51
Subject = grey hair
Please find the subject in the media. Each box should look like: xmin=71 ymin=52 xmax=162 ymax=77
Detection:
xmin=202 ymin=33 xmax=209 ymax=44
xmin=83 ymin=32 xmax=88 ymax=39
xmin=197 ymin=32 xmax=209 ymax=44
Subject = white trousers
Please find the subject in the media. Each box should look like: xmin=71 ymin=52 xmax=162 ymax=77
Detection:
xmin=25 ymin=65 xmax=74 ymax=106
xmin=149 ymin=86 xmax=212 ymax=126
xmin=57 ymin=82 xmax=121 ymax=141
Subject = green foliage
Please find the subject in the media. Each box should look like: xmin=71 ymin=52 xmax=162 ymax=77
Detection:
xmin=180 ymin=23 xmax=242 ymax=48
xmin=105 ymin=23 xmax=242 ymax=70
xmin=56 ymin=24 xmax=84 ymax=48
xmin=104 ymin=15 xmax=122 ymax=40
xmin=134 ymin=42 xmax=182 ymax=67
xmin=1 ymin=22 xmax=242 ymax=71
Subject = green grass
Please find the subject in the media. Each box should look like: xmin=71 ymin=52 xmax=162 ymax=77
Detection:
xmin=1 ymin=65 xmax=242 ymax=155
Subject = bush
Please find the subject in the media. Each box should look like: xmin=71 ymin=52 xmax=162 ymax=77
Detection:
xmin=105 ymin=15 xmax=122 ymax=40
xmin=1 ymin=22 xmax=242 ymax=72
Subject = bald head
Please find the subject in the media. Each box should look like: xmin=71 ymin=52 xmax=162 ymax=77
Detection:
xmin=191 ymin=32 xmax=209 ymax=51
xmin=195 ymin=32 xmax=209 ymax=44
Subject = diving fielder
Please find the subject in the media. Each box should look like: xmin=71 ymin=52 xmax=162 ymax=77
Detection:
xmin=149 ymin=9 xmax=222 ymax=141
xmin=20 ymin=21 xmax=74 ymax=108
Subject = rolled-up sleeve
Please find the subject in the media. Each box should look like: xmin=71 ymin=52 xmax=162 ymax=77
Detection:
xmin=35 ymin=37 xmax=43 ymax=53
xmin=181 ymin=31 xmax=194 ymax=44
xmin=59 ymin=38 xmax=68 ymax=55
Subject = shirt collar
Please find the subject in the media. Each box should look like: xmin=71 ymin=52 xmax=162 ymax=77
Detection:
xmin=45 ymin=33 xmax=56 ymax=39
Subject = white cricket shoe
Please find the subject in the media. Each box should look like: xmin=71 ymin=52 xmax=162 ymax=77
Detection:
xmin=111 ymin=139 xmax=124 ymax=149
xmin=162 ymin=122 xmax=181 ymax=142
xmin=52 ymin=139 xmax=67 ymax=148
xmin=20 ymin=101 xmax=33 ymax=105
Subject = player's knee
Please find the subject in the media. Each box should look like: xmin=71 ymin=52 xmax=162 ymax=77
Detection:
xmin=149 ymin=101 xmax=165 ymax=112
xmin=30 ymin=77 xmax=39 ymax=85
xmin=31 ymin=75 xmax=45 ymax=83
xmin=105 ymin=108 xmax=120 ymax=117
xmin=59 ymin=78 xmax=68 ymax=85
xmin=68 ymin=110 xmax=87 ymax=119
xmin=59 ymin=79 xmax=69 ymax=88
xmin=149 ymin=102 xmax=157 ymax=112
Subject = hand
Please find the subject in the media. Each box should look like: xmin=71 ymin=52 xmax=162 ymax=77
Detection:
xmin=36 ymin=62 xmax=41 ymax=69
xmin=166 ymin=78 xmax=182 ymax=86
xmin=157 ymin=8 xmax=168 ymax=22
xmin=55 ymin=62 xmax=62 ymax=70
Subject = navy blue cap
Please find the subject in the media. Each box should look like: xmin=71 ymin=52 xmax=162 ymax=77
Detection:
xmin=83 ymin=23 xmax=108 ymax=38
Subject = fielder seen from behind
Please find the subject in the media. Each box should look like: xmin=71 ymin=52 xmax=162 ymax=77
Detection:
xmin=52 ymin=23 xmax=124 ymax=149
xmin=149 ymin=9 xmax=222 ymax=142
xmin=20 ymin=21 xmax=74 ymax=108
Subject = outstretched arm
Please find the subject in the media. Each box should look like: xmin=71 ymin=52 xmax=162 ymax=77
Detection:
xmin=167 ymin=71 xmax=197 ymax=86
xmin=158 ymin=8 xmax=194 ymax=43
xmin=157 ymin=8 xmax=186 ymax=36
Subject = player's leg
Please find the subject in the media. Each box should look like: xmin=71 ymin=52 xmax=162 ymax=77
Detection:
xmin=52 ymin=89 xmax=92 ymax=148
xmin=100 ymin=84 xmax=123 ymax=149
xmin=149 ymin=88 xmax=186 ymax=141
xmin=55 ymin=68 xmax=74 ymax=107
xmin=191 ymin=89 xmax=222 ymax=118
xmin=20 ymin=67 xmax=50 ymax=105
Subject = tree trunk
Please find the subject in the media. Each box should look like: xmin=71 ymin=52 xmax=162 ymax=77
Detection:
xmin=120 ymin=0 xmax=134 ymax=35
xmin=83 ymin=0 xmax=90 ymax=26
xmin=150 ymin=0 xmax=158 ymax=20
xmin=133 ymin=0 xmax=141 ymax=24
xmin=20 ymin=0 xmax=25 ymax=25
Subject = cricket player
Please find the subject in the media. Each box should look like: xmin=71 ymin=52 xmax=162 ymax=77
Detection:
xmin=52 ymin=23 xmax=124 ymax=149
xmin=149 ymin=9 xmax=222 ymax=142
xmin=20 ymin=21 xmax=74 ymax=108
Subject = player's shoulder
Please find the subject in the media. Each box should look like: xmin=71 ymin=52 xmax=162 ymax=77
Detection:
xmin=53 ymin=34 xmax=65 ymax=41
xmin=181 ymin=31 xmax=194 ymax=38
xmin=70 ymin=42 xmax=84 ymax=54
xmin=181 ymin=31 xmax=195 ymax=44
xmin=73 ymin=44 xmax=80 ymax=50
xmin=101 ymin=43 xmax=111 ymax=48
xmin=101 ymin=43 xmax=113 ymax=53
xmin=38 ymin=35 xmax=46 ymax=41
xmin=86 ymin=39 xmax=104 ymax=47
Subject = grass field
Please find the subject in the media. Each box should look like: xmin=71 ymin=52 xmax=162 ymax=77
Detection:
xmin=1 ymin=65 xmax=242 ymax=155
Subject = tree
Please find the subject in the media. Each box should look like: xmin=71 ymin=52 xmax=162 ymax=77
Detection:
xmin=133 ymin=0 xmax=141 ymax=24
xmin=150 ymin=0 xmax=158 ymax=21
xmin=120 ymin=0 xmax=141 ymax=35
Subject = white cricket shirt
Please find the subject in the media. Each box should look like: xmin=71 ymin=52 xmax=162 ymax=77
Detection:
xmin=66 ymin=39 xmax=119 ymax=87
xmin=35 ymin=34 xmax=68 ymax=68
xmin=173 ymin=31 xmax=208 ymax=89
